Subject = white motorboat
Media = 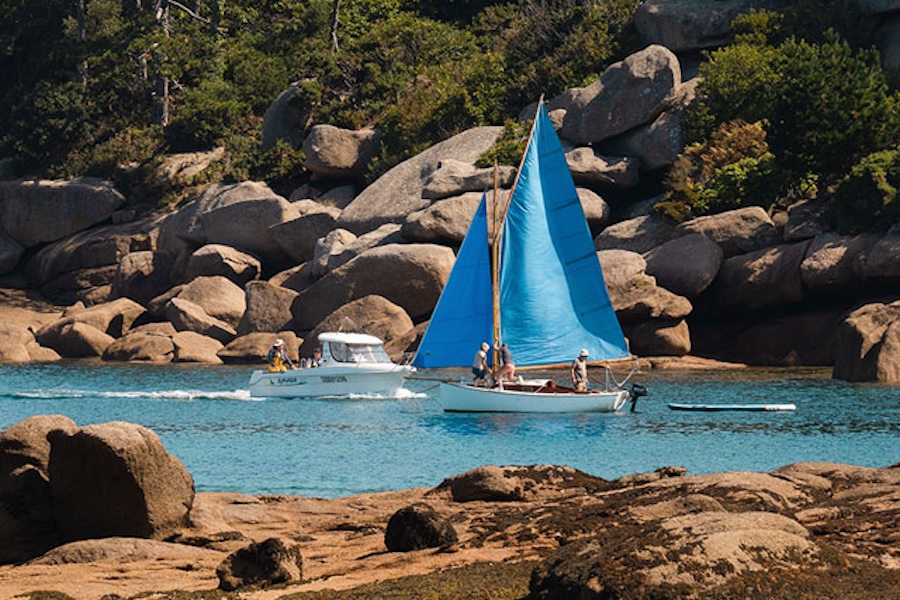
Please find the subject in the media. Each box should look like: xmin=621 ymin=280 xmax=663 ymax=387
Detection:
xmin=248 ymin=332 xmax=414 ymax=398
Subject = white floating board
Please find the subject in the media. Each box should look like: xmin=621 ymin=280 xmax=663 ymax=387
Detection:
xmin=668 ymin=403 xmax=796 ymax=412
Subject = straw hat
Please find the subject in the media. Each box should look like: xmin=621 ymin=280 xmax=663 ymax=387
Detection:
xmin=274 ymin=339 xmax=284 ymax=347
xmin=579 ymin=348 xmax=589 ymax=357
xmin=481 ymin=342 xmax=490 ymax=351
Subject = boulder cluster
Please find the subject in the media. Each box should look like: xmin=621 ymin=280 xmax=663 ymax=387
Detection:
xmin=0 ymin=415 xmax=194 ymax=564
xmin=1 ymin=5 xmax=899 ymax=382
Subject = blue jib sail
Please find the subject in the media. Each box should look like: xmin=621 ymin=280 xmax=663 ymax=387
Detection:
xmin=411 ymin=194 xmax=494 ymax=368
xmin=499 ymin=103 xmax=629 ymax=366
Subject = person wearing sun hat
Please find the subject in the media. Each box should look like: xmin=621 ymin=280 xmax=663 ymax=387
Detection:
xmin=267 ymin=337 xmax=295 ymax=371
xmin=571 ymin=348 xmax=589 ymax=391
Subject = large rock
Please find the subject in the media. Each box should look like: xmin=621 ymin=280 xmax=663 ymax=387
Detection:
xmin=155 ymin=147 xmax=226 ymax=185
xmin=0 ymin=229 xmax=24 ymax=275
xmin=47 ymin=421 xmax=194 ymax=542
xmin=0 ymin=416 xmax=78 ymax=563
xmin=556 ymin=45 xmax=681 ymax=145
xmin=51 ymin=321 xmax=115 ymax=357
xmin=156 ymin=182 xmax=284 ymax=277
xmin=34 ymin=297 xmax=146 ymax=351
xmin=336 ymin=126 xmax=503 ymax=235
xmin=184 ymin=244 xmax=261 ymax=287
xmin=598 ymin=249 xmax=692 ymax=323
xmin=261 ymin=85 xmax=307 ymax=151
xmin=111 ymin=251 xmax=176 ymax=307
xmin=566 ymin=148 xmax=641 ymax=189
xmin=624 ymin=318 xmax=691 ymax=356
xmin=0 ymin=323 xmax=36 ymax=362
xmin=172 ymin=331 xmax=224 ymax=364
xmin=634 ymin=0 xmax=787 ymax=52
xmin=800 ymin=233 xmax=879 ymax=296
xmin=675 ymin=206 xmax=782 ymax=258
xmin=308 ymin=224 xmax=404 ymax=279
xmin=600 ymin=78 xmax=698 ymax=171
xmin=644 ymin=232 xmax=722 ymax=298
xmin=401 ymin=191 xmax=483 ymax=244
xmin=216 ymin=537 xmax=303 ymax=592
xmin=692 ymin=309 xmax=844 ymax=366
xmin=709 ymin=241 xmax=811 ymax=315
xmin=0 ymin=178 xmax=125 ymax=248
xmin=384 ymin=503 xmax=457 ymax=552
xmin=236 ymin=280 xmax=298 ymax=336
xmin=833 ymin=300 xmax=900 ymax=383
xmin=196 ymin=197 xmax=301 ymax=267
xmin=594 ymin=214 xmax=678 ymax=253
xmin=102 ymin=323 xmax=177 ymax=363
xmin=299 ymin=295 xmax=415 ymax=360
xmin=175 ymin=276 xmax=246 ymax=328
xmin=302 ymin=124 xmax=380 ymax=179
xmin=857 ymin=229 xmax=900 ymax=287
xmin=268 ymin=206 xmax=341 ymax=264
xmin=420 ymin=159 xmax=516 ymax=200
xmin=25 ymin=213 xmax=162 ymax=290
xmin=165 ymin=297 xmax=237 ymax=344
xmin=291 ymin=243 xmax=455 ymax=330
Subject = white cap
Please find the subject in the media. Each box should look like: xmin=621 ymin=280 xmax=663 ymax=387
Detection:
xmin=274 ymin=338 xmax=284 ymax=347
xmin=579 ymin=348 xmax=589 ymax=357
xmin=481 ymin=342 xmax=490 ymax=351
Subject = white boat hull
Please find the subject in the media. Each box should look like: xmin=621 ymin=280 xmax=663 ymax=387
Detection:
xmin=248 ymin=364 xmax=414 ymax=398
xmin=438 ymin=381 xmax=629 ymax=413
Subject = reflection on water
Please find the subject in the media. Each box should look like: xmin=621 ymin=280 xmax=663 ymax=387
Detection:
xmin=1 ymin=362 xmax=899 ymax=497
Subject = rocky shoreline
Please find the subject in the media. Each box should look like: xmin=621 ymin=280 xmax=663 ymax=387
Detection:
xmin=1 ymin=459 xmax=898 ymax=598
xmin=1 ymin=413 xmax=898 ymax=599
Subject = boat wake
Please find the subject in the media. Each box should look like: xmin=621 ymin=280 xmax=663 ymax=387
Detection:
xmin=8 ymin=389 xmax=255 ymax=402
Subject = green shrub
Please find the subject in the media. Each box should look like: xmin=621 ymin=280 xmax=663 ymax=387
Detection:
xmin=826 ymin=148 xmax=900 ymax=234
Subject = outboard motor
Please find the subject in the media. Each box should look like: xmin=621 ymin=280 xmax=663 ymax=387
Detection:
xmin=627 ymin=382 xmax=648 ymax=412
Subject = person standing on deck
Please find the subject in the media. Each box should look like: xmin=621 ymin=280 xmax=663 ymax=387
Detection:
xmin=472 ymin=342 xmax=490 ymax=386
xmin=571 ymin=348 xmax=589 ymax=391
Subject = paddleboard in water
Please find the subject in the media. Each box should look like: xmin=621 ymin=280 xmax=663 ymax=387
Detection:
xmin=668 ymin=403 xmax=796 ymax=412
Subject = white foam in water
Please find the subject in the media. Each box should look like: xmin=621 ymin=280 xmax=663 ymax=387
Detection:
xmin=12 ymin=389 xmax=255 ymax=402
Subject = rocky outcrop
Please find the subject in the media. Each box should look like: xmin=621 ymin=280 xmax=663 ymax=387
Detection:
xmin=236 ymin=280 xmax=297 ymax=336
xmin=291 ymin=243 xmax=455 ymax=330
xmin=833 ymin=300 xmax=900 ymax=383
xmin=556 ymin=45 xmax=681 ymax=145
xmin=34 ymin=297 xmax=146 ymax=353
xmin=336 ymin=126 xmax=503 ymax=235
xmin=47 ymin=421 xmax=194 ymax=542
xmin=216 ymin=537 xmax=303 ymax=591
xmin=299 ymin=294 xmax=414 ymax=359
xmin=184 ymin=244 xmax=261 ymax=287
xmin=634 ymin=0 xmax=788 ymax=52
xmin=0 ymin=178 xmax=125 ymax=248
xmin=401 ymin=191 xmax=483 ymax=244
xmin=384 ymin=503 xmax=457 ymax=552
xmin=302 ymin=124 xmax=380 ymax=179
xmin=0 ymin=415 xmax=77 ymax=563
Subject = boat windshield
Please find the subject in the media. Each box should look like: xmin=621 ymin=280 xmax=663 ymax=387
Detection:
xmin=328 ymin=342 xmax=392 ymax=364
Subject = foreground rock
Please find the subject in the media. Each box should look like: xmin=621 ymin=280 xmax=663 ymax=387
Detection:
xmin=0 ymin=457 xmax=897 ymax=599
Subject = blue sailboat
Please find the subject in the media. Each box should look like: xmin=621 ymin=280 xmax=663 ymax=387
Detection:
xmin=413 ymin=101 xmax=640 ymax=413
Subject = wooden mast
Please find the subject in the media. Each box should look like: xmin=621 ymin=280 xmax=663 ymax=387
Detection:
xmin=491 ymin=160 xmax=501 ymax=375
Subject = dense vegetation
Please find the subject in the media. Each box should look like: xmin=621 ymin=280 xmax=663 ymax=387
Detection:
xmin=1 ymin=0 xmax=898 ymax=233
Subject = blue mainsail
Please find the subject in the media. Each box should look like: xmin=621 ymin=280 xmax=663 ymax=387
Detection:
xmin=413 ymin=101 xmax=629 ymax=368
xmin=500 ymin=103 xmax=629 ymax=366
xmin=411 ymin=194 xmax=494 ymax=368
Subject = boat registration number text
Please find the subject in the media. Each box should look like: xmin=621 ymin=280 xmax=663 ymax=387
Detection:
xmin=320 ymin=375 xmax=348 ymax=383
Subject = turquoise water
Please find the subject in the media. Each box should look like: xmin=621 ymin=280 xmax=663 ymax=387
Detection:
xmin=1 ymin=362 xmax=898 ymax=498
